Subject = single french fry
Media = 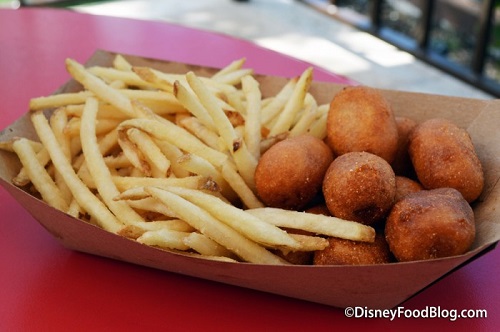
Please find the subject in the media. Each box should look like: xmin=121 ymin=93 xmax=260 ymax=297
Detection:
xmin=220 ymin=160 xmax=264 ymax=209
xmin=231 ymin=143 xmax=258 ymax=191
xmin=173 ymin=252 xmax=239 ymax=262
xmin=31 ymin=111 xmax=123 ymax=233
xmin=88 ymin=66 xmax=154 ymax=89
xmin=289 ymin=93 xmax=318 ymax=136
xmin=0 ymin=138 xmax=44 ymax=153
xmin=176 ymin=153 xmax=238 ymax=203
xmin=183 ymin=232 xmax=235 ymax=258
xmin=117 ymin=128 xmax=151 ymax=176
xmin=0 ymin=140 xmax=17 ymax=153
xmin=67 ymin=198 xmax=84 ymax=218
xmin=246 ymin=208 xmax=376 ymax=243
xmin=113 ymin=54 xmax=133 ymax=71
xmin=118 ymin=118 xmax=228 ymax=167
xmin=29 ymin=91 xmax=94 ymax=111
xmin=72 ymin=128 xmax=119 ymax=170
xmin=268 ymin=67 xmax=313 ymax=137
xmin=80 ymin=97 xmax=146 ymax=226
xmin=152 ymin=139 xmax=191 ymax=178
xmin=50 ymin=108 xmax=73 ymax=203
xmin=120 ymin=89 xmax=186 ymax=114
xmin=119 ymin=219 xmax=195 ymax=239
xmin=242 ymin=75 xmax=262 ymax=160
xmin=137 ymin=229 xmax=191 ymax=251
xmin=132 ymin=66 xmax=174 ymax=92
xmin=134 ymin=66 xmax=237 ymax=97
xmin=112 ymin=175 xmax=206 ymax=192
xmin=201 ymin=77 xmax=240 ymax=95
xmin=173 ymin=80 xmax=217 ymax=131
xmin=307 ymin=108 xmax=328 ymax=139
xmin=287 ymin=233 xmax=329 ymax=251
xmin=224 ymin=90 xmax=246 ymax=115
xmin=212 ymin=68 xmax=254 ymax=86
xmin=114 ymin=187 xmax=153 ymax=202
xmin=11 ymin=144 xmax=51 ymax=187
xmin=211 ymin=57 xmax=246 ymax=80
xmin=109 ymin=80 xmax=127 ymax=89
xmin=66 ymin=58 xmax=137 ymax=117
xmin=140 ymin=67 xmax=238 ymax=95
xmin=261 ymin=96 xmax=273 ymax=108
xmin=174 ymin=154 xmax=211 ymax=181
xmin=260 ymin=77 xmax=297 ymax=126
xmin=103 ymin=154 xmax=132 ymax=169
xmin=76 ymin=161 xmax=96 ymax=189
xmin=64 ymin=117 xmax=121 ymax=137
xmin=65 ymin=104 xmax=128 ymax=120
xmin=12 ymin=138 xmax=69 ymax=211
xmin=126 ymin=128 xmax=171 ymax=178
xmin=177 ymin=116 xmax=220 ymax=150
xmin=259 ymin=132 xmax=289 ymax=155
xmin=115 ymin=189 xmax=195 ymax=222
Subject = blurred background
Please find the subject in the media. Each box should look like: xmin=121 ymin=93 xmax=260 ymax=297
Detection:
xmin=2 ymin=0 xmax=497 ymax=99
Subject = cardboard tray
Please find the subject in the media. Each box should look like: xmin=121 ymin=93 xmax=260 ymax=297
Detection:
xmin=1 ymin=50 xmax=499 ymax=309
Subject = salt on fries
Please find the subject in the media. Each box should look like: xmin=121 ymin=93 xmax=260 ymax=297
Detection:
xmin=1 ymin=54 xmax=374 ymax=264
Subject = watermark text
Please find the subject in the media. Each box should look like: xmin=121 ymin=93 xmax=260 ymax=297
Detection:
xmin=344 ymin=306 xmax=487 ymax=321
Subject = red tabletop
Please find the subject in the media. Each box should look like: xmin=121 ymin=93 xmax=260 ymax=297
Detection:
xmin=0 ymin=7 xmax=498 ymax=331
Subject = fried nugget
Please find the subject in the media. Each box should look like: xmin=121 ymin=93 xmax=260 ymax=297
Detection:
xmin=385 ymin=188 xmax=475 ymax=262
xmin=255 ymin=134 xmax=333 ymax=210
xmin=313 ymin=233 xmax=393 ymax=265
xmin=391 ymin=116 xmax=418 ymax=177
xmin=322 ymin=151 xmax=396 ymax=225
xmin=326 ymin=86 xmax=399 ymax=163
xmin=395 ymin=176 xmax=423 ymax=202
xmin=408 ymin=118 xmax=484 ymax=202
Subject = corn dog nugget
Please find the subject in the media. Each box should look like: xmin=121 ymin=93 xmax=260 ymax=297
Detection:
xmin=314 ymin=233 xmax=393 ymax=265
xmin=391 ymin=116 xmax=418 ymax=177
xmin=385 ymin=188 xmax=475 ymax=262
xmin=395 ymin=176 xmax=423 ymax=202
xmin=322 ymin=151 xmax=396 ymax=225
xmin=255 ymin=134 xmax=334 ymax=210
xmin=408 ymin=118 xmax=484 ymax=202
xmin=326 ymin=86 xmax=399 ymax=163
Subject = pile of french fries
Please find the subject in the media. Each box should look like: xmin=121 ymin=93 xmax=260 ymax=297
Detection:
xmin=0 ymin=54 xmax=375 ymax=264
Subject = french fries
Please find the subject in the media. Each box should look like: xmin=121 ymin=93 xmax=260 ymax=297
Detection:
xmin=1 ymin=54 xmax=377 ymax=265
xmin=31 ymin=110 xmax=123 ymax=233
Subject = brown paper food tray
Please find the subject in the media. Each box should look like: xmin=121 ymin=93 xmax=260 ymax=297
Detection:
xmin=1 ymin=50 xmax=499 ymax=309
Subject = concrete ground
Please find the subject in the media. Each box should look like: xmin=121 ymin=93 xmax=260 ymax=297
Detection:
xmin=64 ymin=0 xmax=494 ymax=99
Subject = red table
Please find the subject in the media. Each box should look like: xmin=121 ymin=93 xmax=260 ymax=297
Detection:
xmin=0 ymin=7 xmax=498 ymax=331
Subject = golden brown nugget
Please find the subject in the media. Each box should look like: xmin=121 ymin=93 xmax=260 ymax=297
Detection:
xmin=395 ymin=176 xmax=423 ymax=202
xmin=326 ymin=86 xmax=399 ymax=163
xmin=385 ymin=188 xmax=475 ymax=262
xmin=391 ymin=116 xmax=418 ymax=177
xmin=322 ymin=151 xmax=396 ymax=225
xmin=314 ymin=233 xmax=393 ymax=265
xmin=408 ymin=118 xmax=484 ymax=202
xmin=255 ymin=134 xmax=333 ymax=210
